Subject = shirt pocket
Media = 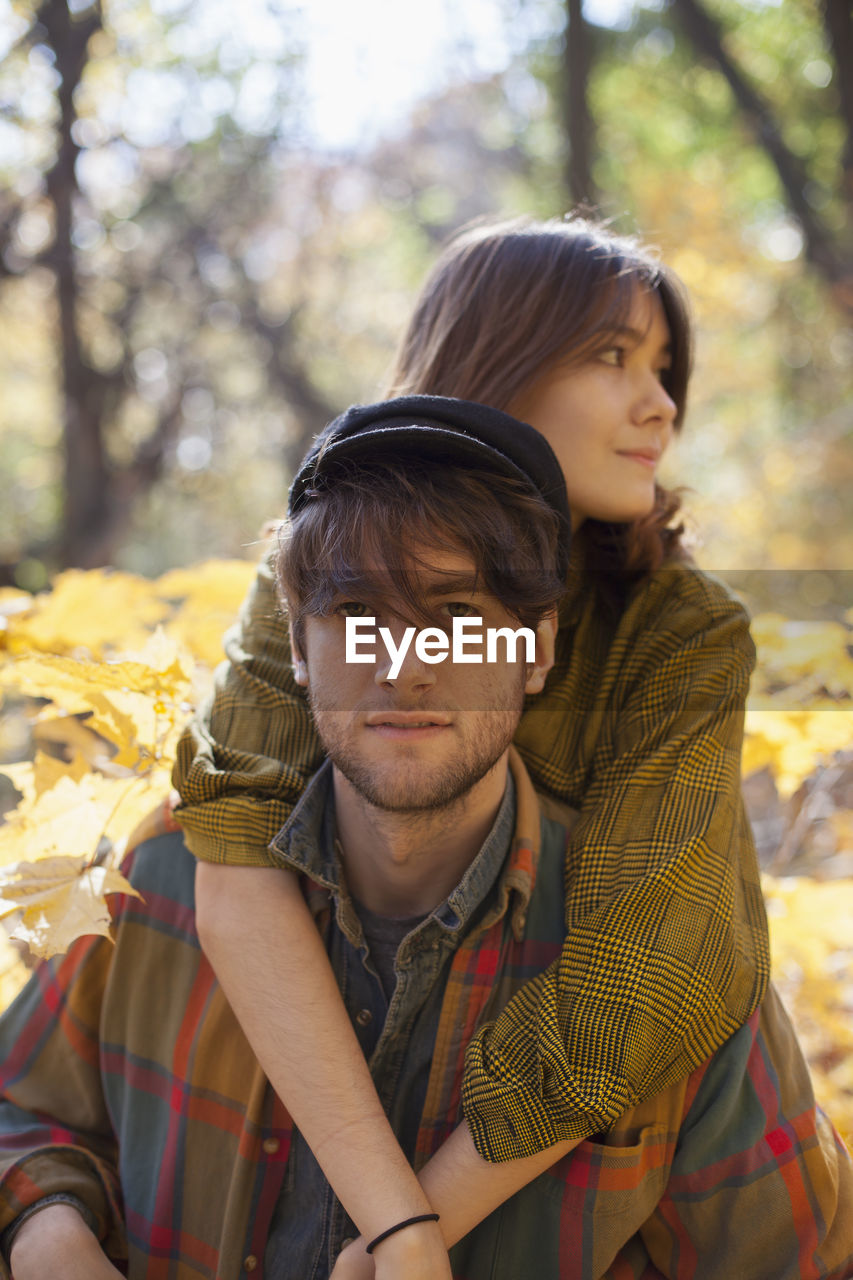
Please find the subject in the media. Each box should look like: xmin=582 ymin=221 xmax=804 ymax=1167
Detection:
xmin=451 ymin=1122 xmax=672 ymax=1280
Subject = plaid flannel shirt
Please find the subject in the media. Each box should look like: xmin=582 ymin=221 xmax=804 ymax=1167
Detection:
xmin=0 ymin=755 xmax=850 ymax=1279
xmin=174 ymin=551 xmax=771 ymax=1158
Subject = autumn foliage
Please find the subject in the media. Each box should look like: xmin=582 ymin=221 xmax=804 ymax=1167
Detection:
xmin=0 ymin=563 xmax=851 ymax=1142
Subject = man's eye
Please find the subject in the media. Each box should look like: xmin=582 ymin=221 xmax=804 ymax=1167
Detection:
xmin=442 ymin=601 xmax=480 ymax=618
xmin=335 ymin=601 xmax=372 ymax=617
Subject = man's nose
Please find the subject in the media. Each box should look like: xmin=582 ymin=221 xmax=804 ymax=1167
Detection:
xmin=374 ymin=621 xmax=439 ymax=690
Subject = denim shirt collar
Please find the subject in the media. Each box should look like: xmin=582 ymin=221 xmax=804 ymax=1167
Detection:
xmin=268 ymin=759 xmax=518 ymax=937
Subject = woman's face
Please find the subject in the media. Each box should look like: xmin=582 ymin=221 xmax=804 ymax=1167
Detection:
xmin=509 ymin=288 xmax=677 ymax=531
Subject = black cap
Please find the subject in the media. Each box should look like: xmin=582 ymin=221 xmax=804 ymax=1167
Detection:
xmin=288 ymin=395 xmax=571 ymax=579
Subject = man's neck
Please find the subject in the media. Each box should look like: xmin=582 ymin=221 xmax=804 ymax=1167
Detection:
xmin=332 ymin=754 xmax=510 ymax=917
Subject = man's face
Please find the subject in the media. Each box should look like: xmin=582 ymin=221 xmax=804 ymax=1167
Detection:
xmin=291 ymin=548 xmax=555 ymax=814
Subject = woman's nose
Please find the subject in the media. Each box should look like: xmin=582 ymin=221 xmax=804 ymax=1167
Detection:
xmin=634 ymin=374 xmax=677 ymax=427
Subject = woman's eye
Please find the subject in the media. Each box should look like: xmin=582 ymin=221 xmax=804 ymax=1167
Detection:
xmin=335 ymin=601 xmax=372 ymax=618
xmin=598 ymin=346 xmax=625 ymax=367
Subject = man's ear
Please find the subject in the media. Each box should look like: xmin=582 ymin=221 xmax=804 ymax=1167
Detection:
xmin=289 ymin=619 xmax=309 ymax=687
xmin=524 ymin=612 xmax=557 ymax=696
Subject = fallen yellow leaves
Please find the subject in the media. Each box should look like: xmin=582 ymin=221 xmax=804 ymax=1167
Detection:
xmin=763 ymin=873 xmax=853 ymax=1146
xmin=744 ymin=609 xmax=853 ymax=796
xmin=3 ymin=569 xmax=171 ymax=658
xmin=744 ymin=709 xmax=853 ymax=797
xmin=0 ymin=558 xmax=255 ymax=961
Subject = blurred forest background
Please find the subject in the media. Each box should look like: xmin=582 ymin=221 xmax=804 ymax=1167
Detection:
xmin=0 ymin=0 xmax=851 ymax=579
xmin=0 ymin=0 xmax=852 ymax=1134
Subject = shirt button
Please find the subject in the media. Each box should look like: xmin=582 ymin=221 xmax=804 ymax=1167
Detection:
xmin=262 ymin=1137 xmax=280 ymax=1154
xmin=340 ymin=1236 xmax=356 ymax=1249
xmin=355 ymin=1008 xmax=372 ymax=1026
xmin=243 ymin=1257 xmax=258 ymax=1273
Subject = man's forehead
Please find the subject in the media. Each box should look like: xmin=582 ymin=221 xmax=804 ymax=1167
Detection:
xmin=352 ymin=548 xmax=483 ymax=593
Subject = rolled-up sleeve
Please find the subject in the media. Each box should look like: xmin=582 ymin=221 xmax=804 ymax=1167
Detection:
xmin=172 ymin=547 xmax=324 ymax=867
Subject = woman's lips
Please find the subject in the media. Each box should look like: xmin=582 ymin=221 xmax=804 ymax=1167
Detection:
xmin=617 ymin=450 xmax=659 ymax=469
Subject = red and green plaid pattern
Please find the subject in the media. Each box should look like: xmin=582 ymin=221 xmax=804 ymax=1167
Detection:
xmin=0 ymin=762 xmax=850 ymax=1277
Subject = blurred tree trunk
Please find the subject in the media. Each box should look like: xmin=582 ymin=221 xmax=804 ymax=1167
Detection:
xmin=670 ymin=0 xmax=853 ymax=315
xmin=822 ymin=0 xmax=853 ymax=210
xmin=6 ymin=0 xmax=332 ymax=573
xmin=561 ymin=0 xmax=598 ymax=208
xmin=40 ymin=0 xmax=115 ymax=567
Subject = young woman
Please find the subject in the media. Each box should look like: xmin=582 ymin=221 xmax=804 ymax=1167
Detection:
xmin=173 ymin=215 xmax=770 ymax=1277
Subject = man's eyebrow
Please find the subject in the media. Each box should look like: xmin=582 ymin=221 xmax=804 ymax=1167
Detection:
xmin=422 ymin=573 xmax=482 ymax=597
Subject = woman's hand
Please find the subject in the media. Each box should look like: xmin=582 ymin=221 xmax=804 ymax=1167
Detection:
xmin=329 ymin=1236 xmax=374 ymax=1280
xmin=329 ymin=1220 xmax=452 ymax=1280
xmin=9 ymin=1203 xmax=124 ymax=1280
xmin=124 ymin=791 xmax=180 ymax=853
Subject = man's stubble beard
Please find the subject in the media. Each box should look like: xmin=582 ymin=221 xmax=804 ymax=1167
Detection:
xmin=307 ymin=685 xmax=526 ymax=816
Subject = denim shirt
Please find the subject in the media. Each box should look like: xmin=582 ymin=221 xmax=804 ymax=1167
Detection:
xmin=264 ymin=761 xmax=516 ymax=1280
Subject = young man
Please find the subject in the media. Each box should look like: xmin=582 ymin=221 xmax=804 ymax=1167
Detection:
xmin=0 ymin=401 xmax=851 ymax=1280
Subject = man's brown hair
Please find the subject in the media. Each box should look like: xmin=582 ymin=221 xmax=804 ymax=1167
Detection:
xmin=277 ymin=458 xmax=565 ymax=651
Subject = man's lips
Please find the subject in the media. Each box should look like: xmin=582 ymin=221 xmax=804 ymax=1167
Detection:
xmin=365 ymin=711 xmax=452 ymax=726
xmin=365 ymin=710 xmax=452 ymax=739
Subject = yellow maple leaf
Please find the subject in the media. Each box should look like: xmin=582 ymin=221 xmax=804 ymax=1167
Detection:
xmin=0 ymin=776 xmax=108 ymax=867
xmin=0 ymin=769 xmax=173 ymax=869
xmin=1 ymin=638 xmax=194 ymax=767
xmin=157 ymin=559 xmax=257 ymax=668
xmin=3 ymin=642 xmax=191 ymax=710
xmin=0 ymin=856 xmax=141 ymax=959
xmin=155 ymin=558 xmax=256 ymax=611
xmin=5 ymin=569 xmax=170 ymax=658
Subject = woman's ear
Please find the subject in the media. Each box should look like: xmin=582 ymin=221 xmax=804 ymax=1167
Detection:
xmin=524 ymin=612 xmax=557 ymax=696
xmin=289 ymin=620 xmax=309 ymax=687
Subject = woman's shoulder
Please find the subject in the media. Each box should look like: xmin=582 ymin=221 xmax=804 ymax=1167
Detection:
xmin=632 ymin=558 xmax=750 ymax=627
xmin=617 ymin=559 xmax=756 ymax=666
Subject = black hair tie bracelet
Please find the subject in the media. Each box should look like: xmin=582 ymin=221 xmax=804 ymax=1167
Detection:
xmin=365 ymin=1213 xmax=441 ymax=1255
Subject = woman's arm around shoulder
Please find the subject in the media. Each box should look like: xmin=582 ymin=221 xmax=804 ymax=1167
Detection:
xmin=465 ymin=562 xmax=770 ymax=1161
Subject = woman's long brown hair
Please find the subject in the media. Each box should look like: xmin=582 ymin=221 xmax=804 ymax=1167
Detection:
xmin=383 ymin=215 xmax=692 ymax=602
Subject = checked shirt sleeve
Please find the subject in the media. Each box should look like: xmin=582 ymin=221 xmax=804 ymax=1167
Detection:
xmin=0 ymin=938 xmax=126 ymax=1274
xmin=172 ymin=545 xmax=324 ymax=866
xmin=463 ymin=566 xmax=772 ymax=1160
